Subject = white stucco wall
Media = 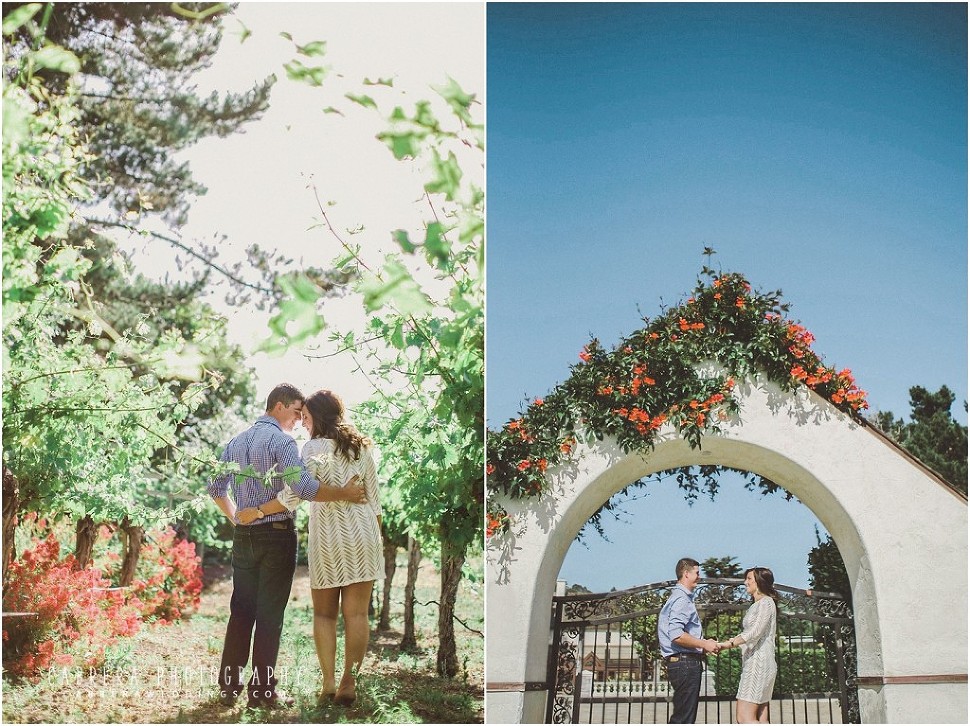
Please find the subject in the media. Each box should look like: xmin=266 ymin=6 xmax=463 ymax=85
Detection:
xmin=486 ymin=376 xmax=967 ymax=723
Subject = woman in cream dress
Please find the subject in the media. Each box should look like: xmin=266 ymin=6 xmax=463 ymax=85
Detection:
xmin=238 ymin=390 xmax=383 ymax=706
xmin=718 ymin=567 xmax=779 ymax=723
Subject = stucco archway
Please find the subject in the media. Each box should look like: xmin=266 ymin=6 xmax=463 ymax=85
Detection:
xmin=486 ymin=376 xmax=967 ymax=723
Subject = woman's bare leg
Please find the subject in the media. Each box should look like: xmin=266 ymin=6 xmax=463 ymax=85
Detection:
xmin=338 ymin=580 xmax=374 ymax=695
xmin=756 ymin=702 xmax=770 ymax=723
xmin=311 ymin=587 xmax=340 ymax=695
xmin=736 ymin=699 xmax=760 ymax=724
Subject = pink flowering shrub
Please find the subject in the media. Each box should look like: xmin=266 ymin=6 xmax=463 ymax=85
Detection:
xmin=2 ymin=535 xmax=140 ymax=678
xmin=4 ymin=517 xmax=204 ymax=678
xmin=128 ymin=526 xmax=203 ymax=623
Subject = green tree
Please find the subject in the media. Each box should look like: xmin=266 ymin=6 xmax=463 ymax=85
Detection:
xmin=3 ymin=2 xmax=283 ymax=582
xmin=16 ymin=1 xmax=349 ymax=309
xmin=697 ymin=555 xmax=746 ymax=613
xmin=807 ymin=529 xmax=851 ymax=601
xmin=872 ymin=385 xmax=967 ymax=495
xmin=270 ymin=37 xmax=484 ymax=676
xmin=4 ymin=1 xmax=273 ymax=228
xmin=700 ymin=555 xmax=743 ymax=579
xmin=68 ymin=234 xmax=257 ymax=571
xmin=2 ymin=6 xmax=214 ymax=580
xmin=807 ymin=530 xmax=852 ymax=691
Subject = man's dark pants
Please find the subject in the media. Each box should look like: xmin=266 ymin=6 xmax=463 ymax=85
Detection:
xmin=218 ymin=521 xmax=297 ymax=704
xmin=666 ymin=656 xmax=703 ymax=724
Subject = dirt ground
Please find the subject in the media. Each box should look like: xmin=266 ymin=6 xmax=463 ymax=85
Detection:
xmin=3 ymin=555 xmax=484 ymax=724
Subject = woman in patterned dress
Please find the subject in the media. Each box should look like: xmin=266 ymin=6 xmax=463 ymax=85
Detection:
xmin=717 ymin=567 xmax=779 ymax=723
xmin=238 ymin=390 xmax=383 ymax=705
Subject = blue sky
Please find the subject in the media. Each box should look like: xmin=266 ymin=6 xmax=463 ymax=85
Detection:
xmin=486 ymin=3 xmax=967 ymax=590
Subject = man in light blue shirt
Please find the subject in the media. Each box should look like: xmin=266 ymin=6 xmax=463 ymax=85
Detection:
xmin=209 ymin=383 xmax=367 ymax=709
xmin=658 ymin=557 xmax=720 ymax=723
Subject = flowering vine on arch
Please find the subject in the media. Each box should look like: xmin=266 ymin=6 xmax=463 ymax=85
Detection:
xmin=486 ymin=263 xmax=868 ymax=540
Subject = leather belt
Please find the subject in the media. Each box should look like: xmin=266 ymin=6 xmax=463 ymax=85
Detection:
xmin=242 ymin=519 xmax=294 ymax=530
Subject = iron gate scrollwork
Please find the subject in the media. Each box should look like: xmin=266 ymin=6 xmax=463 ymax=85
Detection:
xmin=546 ymin=578 xmax=858 ymax=724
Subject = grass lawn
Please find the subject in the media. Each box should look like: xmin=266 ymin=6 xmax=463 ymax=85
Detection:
xmin=2 ymin=548 xmax=484 ymax=723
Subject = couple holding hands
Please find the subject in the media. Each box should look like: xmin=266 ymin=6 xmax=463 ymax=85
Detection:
xmin=207 ymin=384 xmax=383 ymax=709
xmin=659 ymin=557 xmax=779 ymax=724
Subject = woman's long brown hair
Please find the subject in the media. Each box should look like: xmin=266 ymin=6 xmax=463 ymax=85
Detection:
xmin=304 ymin=390 xmax=369 ymax=459
xmin=746 ymin=566 xmax=780 ymax=604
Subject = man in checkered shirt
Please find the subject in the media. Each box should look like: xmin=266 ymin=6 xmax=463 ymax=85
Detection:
xmin=208 ymin=383 xmax=367 ymax=709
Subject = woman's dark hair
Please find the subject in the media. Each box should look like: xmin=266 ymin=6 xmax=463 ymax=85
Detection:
xmin=304 ymin=389 xmax=369 ymax=459
xmin=746 ymin=566 xmax=780 ymax=604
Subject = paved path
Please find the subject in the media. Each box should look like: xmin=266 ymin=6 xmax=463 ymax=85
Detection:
xmin=575 ymin=697 xmax=843 ymax=724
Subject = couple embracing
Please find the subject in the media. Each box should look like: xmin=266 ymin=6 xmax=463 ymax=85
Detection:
xmin=207 ymin=383 xmax=383 ymax=709
xmin=659 ymin=557 xmax=779 ymax=724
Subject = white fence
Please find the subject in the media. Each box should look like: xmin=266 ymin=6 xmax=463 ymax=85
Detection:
xmin=581 ymin=669 xmax=717 ymax=698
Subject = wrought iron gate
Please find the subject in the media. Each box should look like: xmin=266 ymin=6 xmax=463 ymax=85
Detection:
xmin=546 ymin=578 xmax=858 ymax=724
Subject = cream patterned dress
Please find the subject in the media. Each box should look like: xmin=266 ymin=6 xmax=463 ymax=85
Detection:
xmin=278 ymin=438 xmax=384 ymax=589
xmin=736 ymin=596 xmax=778 ymax=704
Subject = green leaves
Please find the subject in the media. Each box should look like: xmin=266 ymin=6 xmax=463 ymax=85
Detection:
xmin=377 ymin=102 xmax=441 ymax=160
xmin=2 ymin=4 xmax=42 ymax=35
xmin=434 ymin=76 xmax=476 ymax=126
xmin=272 ymin=40 xmax=484 ymax=605
xmin=280 ymin=33 xmax=330 ymax=86
xmin=345 ymin=93 xmax=377 ymax=110
xmin=32 ymin=46 xmax=81 ymax=75
xmin=280 ymin=32 xmax=327 ymax=58
xmin=392 ymin=224 xmax=453 ymax=271
xmin=232 ymin=464 xmax=301 ymax=488
xmin=422 ymin=223 xmax=452 ymax=268
xmin=360 ymin=258 xmax=433 ymax=315
xmin=2 ymin=95 xmax=32 ymax=149
xmin=261 ymin=273 xmax=326 ymax=353
xmin=30 ymin=199 xmax=71 ymax=240
xmin=233 ymin=465 xmax=260 ymax=485
xmin=4 ymin=2 xmax=82 ymax=74
xmin=425 ymin=150 xmax=462 ymax=201
xmin=296 ymin=40 xmax=327 ymax=57
xmin=378 ymin=127 xmax=422 ymax=160
xmin=284 ymin=59 xmax=328 ymax=86
xmin=156 ymin=342 xmax=205 ymax=381
xmin=393 ymin=229 xmax=418 ymax=254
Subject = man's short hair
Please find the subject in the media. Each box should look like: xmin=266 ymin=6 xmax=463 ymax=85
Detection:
xmin=266 ymin=383 xmax=304 ymax=412
xmin=676 ymin=557 xmax=700 ymax=580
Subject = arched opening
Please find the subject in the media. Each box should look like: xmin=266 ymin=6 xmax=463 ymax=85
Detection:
xmin=559 ymin=468 xmax=836 ymax=594
xmin=552 ymin=465 xmax=860 ymax=723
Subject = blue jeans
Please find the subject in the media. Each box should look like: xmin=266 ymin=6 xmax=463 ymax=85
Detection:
xmin=667 ymin=658 xmax=703 ymax=724
xmin=218 ymin=522 xmax=297 ymax=702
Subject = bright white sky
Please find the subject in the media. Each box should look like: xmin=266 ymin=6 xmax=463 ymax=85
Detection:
xmin=114 ymin=2 xmax=484 ymax=432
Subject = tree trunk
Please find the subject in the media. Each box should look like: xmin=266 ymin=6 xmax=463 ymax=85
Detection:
xmin=2 ymin=466 xmax=20 ymax=585
xmin=400 ymin=535 xmax=421 ymax=652
xmin=74 ymin=515 xmax=98 ymax=569
xmin=379 ymin=533 xmax=398 ymax=630
xmin=436 ymin=531 xmax=465 ymax=678
xmin=118 ymin=517 xmax=144 ymax=586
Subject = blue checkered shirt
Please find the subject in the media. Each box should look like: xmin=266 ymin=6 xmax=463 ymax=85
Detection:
xmin=207 ymin=415 xmax=321 ymax=522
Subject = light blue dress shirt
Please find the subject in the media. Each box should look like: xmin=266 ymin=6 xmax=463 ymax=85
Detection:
xmin=658 ymin=583 xmax=704 ymax=657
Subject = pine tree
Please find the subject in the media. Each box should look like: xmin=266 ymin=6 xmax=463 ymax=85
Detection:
xmin=873 ymin=385 xmax=968 ymax=495
xmin=5 ymin=2 xmax=274 ymax=226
